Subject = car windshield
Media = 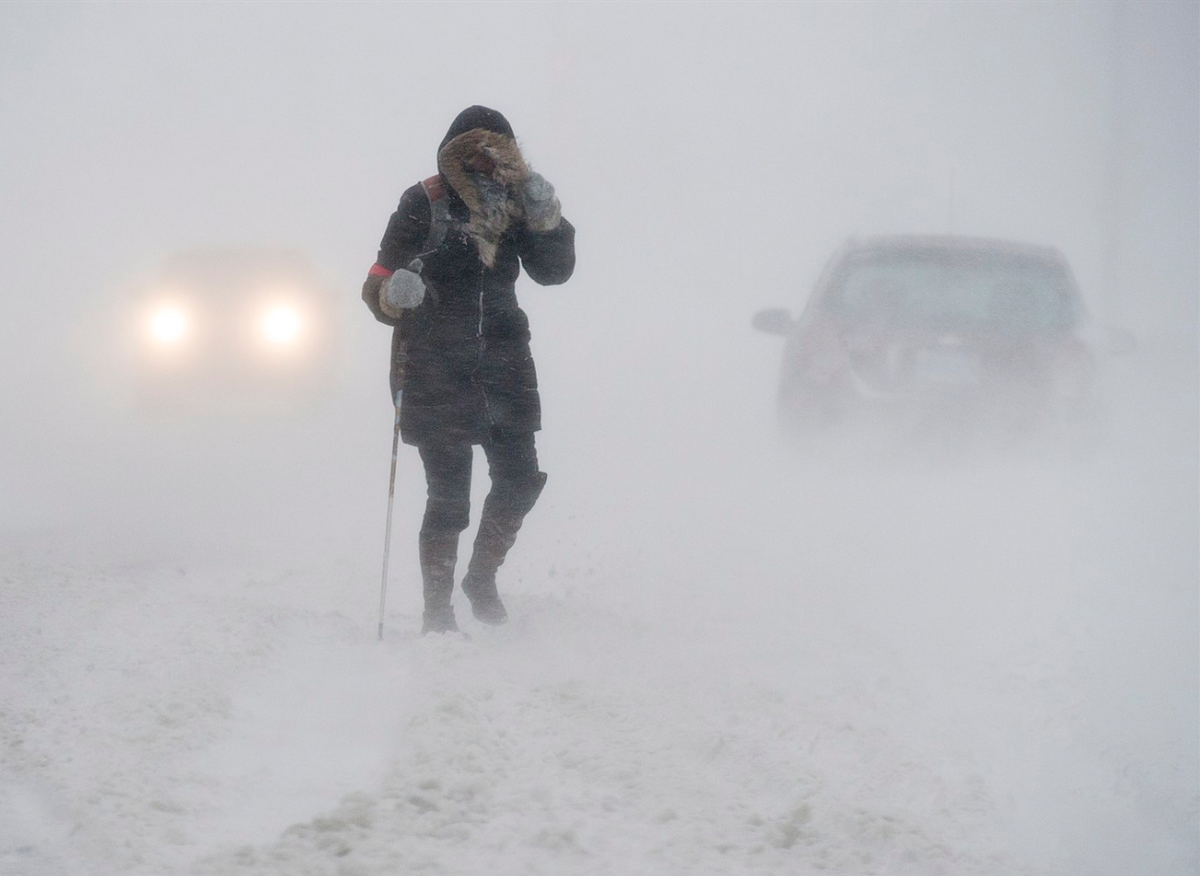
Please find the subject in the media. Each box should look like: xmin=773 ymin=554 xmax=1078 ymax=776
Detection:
xmin=825 ymin=249 xmax=1081 ymax=332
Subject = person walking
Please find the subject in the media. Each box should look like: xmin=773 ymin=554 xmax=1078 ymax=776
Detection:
xmin=362 ymin=106 xmax=576 ymax=635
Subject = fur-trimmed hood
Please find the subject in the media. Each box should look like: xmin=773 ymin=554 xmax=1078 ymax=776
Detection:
xmin=436 ymin=108 xmax=530 ymax=268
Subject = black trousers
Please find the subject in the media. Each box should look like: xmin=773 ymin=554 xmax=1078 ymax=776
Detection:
xmin=417 ymin=431 xmax=541 ymax=536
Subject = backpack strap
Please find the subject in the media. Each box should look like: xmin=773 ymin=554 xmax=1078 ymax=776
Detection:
xmin=419 ymin=175 xmax=451 ymax=254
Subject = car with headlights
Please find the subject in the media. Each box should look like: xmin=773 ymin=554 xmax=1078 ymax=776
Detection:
xmin=127 ymin=248 xmax=338 ymax=414
xmin=752 ymin=235 xmax=1133 ymax=454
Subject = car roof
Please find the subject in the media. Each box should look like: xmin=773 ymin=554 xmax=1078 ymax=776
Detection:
xmin=152 ymin=248 xmax=321 ymax=293
xmin=159 ymin=247 xmax=315 ymax=275
xmin=842 ymin=234 xmax=1067 ymax=263
xmin=801 ymin=233 xmax=1086 ymax=317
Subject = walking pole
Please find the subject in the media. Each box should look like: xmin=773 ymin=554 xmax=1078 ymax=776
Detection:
xmin=378 ymin=391 xmax=402 ymax=640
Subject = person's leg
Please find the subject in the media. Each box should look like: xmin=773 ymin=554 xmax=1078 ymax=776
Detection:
xmin=416 ymin=442 xmax=473 ymax=634
xmin=462 ymin=431 xmax=547 ymax=624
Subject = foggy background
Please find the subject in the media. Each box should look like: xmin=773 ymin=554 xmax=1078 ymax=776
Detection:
xmin=0 ymin=2 xmax=1196 ymax=874
xmin=0 ymin=1 xmax=1196 ymax=534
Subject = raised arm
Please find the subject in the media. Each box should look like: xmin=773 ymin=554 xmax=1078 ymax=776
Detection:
xmin=519 ymin=217 xmax=576 ymax=286
xmin=516 ymin=171 xmax=575 ymax=286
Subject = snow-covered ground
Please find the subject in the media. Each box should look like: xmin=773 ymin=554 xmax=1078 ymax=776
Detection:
xmin=1 ymin=4 xmax=1195 ymax=873
xmin=1 ymin=293 xmax=1196 ymax=876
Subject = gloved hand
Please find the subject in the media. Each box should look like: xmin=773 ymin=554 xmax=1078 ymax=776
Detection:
xmin=521 ymin=171 xmax=562 ymax=232
xmin=381 ymin=262 xmax=426 ymax=318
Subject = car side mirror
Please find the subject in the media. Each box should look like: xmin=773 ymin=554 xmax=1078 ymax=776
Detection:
xmin=752 ymin=307 xmax=795 ymax=336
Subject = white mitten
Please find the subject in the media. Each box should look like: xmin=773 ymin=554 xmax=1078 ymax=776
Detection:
xmin=381 ymin=267 xmax=425 ymax=317
xmin=521 ymin=172 xmax=562 ymax=232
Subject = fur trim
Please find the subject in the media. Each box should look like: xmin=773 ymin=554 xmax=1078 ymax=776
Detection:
xmin=438 ymin=129 xmax=530 ymax=267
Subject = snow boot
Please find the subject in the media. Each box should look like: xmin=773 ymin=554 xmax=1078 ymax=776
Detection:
xmin=461 ymin=568 xmax=508 ymax=625
xmin=419 ymin=531 xmax=460 ymax=635
xmin=461 ymin=472 xmax=547 ymax=625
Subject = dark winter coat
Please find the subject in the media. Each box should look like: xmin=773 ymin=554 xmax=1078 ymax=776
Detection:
xmin=364 ymin=108 xmax=575 ymax=447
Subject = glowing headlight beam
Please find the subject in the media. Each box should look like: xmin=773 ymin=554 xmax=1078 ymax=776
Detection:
xmin=261 ymin=305 xmax=302 ymax=345
xmin=148 ymin=306 xmax=189 ymax=345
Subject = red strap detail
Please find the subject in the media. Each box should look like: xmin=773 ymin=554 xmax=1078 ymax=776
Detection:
xmin=423 ymin=174 xmax=446 ymax=201
xmin=368 ymin=263 xmax=394 ymax=278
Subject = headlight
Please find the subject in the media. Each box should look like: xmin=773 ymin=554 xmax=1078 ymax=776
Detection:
xmin=260 ymin=304 xmax=303 ymax=346
xmin=147 ymin=305 xmax=190 ymax=345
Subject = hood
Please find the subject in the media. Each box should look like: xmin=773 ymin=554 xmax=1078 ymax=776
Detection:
xmin=436 ymin=106 xmax=530 ymax=268
xmin=438 ymin=105 xmax=515 ymax=153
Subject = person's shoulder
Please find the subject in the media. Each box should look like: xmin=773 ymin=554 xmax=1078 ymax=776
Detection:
xmin=397 ymin=180 xmax=436 ymax=221
xmin=419 ymin=175 xmax=447 ymax=201
xmin=399 ymin=181 xmax=428 ymax=204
